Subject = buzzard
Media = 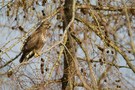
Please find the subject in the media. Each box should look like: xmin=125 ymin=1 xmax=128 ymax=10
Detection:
xmin=19 ymin=21 xmax=51 ymax=63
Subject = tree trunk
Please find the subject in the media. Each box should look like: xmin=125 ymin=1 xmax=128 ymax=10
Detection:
xmin=61 ymin=0 xmax=75 ymax=90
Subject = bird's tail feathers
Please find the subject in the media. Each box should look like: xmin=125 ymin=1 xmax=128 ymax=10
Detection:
xmin=19 ymin=53 xmax=27 ymax=63
xmin=19 ymin=51 xmax=34 ymax=63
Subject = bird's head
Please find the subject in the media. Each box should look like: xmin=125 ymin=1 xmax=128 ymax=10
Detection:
xmin=42 ymin=21 xmax=51 ymax=29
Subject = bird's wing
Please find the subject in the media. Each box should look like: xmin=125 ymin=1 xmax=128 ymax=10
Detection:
xmin=22 ymin=30 xmax=40 ymax=52
xmin=35 ymin=34 xmax=45 ymax=52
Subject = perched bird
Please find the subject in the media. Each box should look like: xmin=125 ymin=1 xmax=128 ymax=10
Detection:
xmin=19 ymin=21 xmax=51 ymax=63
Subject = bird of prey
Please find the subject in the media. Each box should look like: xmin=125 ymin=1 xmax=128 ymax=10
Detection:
xmin=19 ymin=21 xmax=51 ymax=63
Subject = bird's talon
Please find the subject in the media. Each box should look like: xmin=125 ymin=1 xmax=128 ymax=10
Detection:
xmin=34 ymin=52 xmax=41 ymax=57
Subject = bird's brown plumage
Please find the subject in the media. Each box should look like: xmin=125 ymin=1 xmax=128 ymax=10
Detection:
xmin=19 ymin=22 xmax=51 ymax=63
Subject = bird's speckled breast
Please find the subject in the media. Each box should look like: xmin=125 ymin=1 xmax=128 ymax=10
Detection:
xmin=41 ymin=33 xmax=46 ymax=42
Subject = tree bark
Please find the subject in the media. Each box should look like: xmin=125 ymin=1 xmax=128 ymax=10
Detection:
xmin=61 ymin=0 xmax=75 ymax=90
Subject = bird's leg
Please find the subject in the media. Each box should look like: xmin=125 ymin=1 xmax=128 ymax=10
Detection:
xmin=34 ymin=49 xmax=41 ymax=57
